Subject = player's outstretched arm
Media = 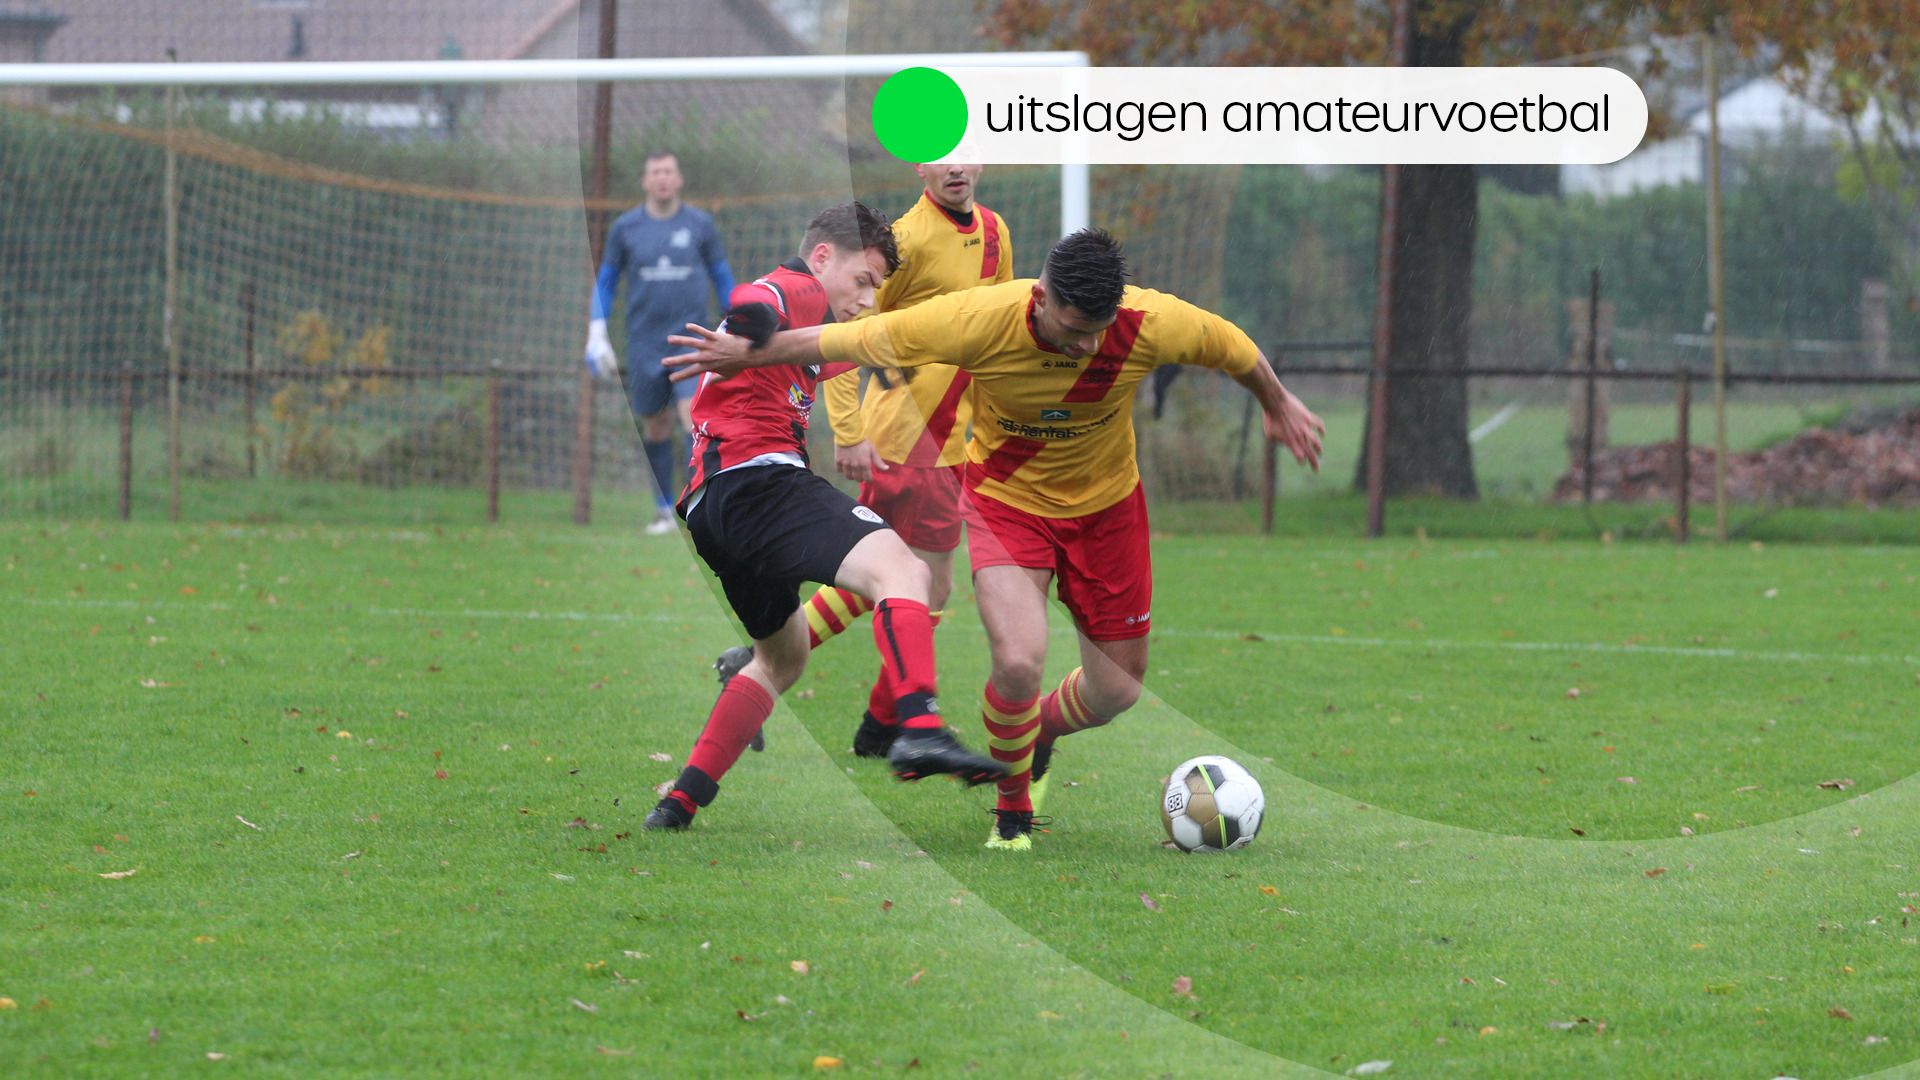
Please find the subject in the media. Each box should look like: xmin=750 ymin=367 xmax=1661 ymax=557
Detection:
xmin=663 ymin=324 xmax=827 ymax=382
xmin=1235 ymin=352 xmax=1326 ymax=472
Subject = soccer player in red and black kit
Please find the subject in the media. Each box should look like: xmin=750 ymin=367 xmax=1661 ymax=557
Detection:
xmin=643 ymin=202 xmax=1005 ymax=832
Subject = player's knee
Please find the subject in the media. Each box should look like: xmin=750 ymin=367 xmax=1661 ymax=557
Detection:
xmin=871 ymin=548 xmax=931 ymax=604
xmin=760 ymin=650 xmax=807 ymax=694
xmin=991 ymin=654 xmax=1046 ymax=702
xmin=927 ymin=575 xmax=953 ymax=615
xmin=641 ymin=411 xmax=673 ymax=441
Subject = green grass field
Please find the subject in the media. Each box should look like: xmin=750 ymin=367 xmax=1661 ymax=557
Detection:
xmin=4 ymin=517 xmax=1919 ymax=1077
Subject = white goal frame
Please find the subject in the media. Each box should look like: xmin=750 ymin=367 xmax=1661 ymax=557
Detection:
xmin=0 ymin=52 xmax=1093 ymax=235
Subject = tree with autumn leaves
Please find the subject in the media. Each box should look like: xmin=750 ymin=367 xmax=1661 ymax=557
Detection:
xmin=985 ymin=0 xmax=1920 ymax=498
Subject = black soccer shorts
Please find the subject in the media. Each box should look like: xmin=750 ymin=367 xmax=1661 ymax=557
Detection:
xmin=682 ymin=464 xmax=890 ymax=641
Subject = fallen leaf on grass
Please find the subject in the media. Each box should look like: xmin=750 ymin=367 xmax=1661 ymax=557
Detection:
xmin=907 ymin=969 xmax=924 ymax=986
xmin=1735 ymin=785 xmax=1762 ymax=793
xmin=569 ymin=998 xmax=598 ymax=1013
xmin=595 ymin=1046 xmax=632 ymax=1056
xmin=1139 ymin=893 xmax=1161 ymax=912
xmin=649 ymin=753 xmax=672 ymax=762
xmin=1865 ymin=1035 xmax=1888 ymax=1045
xmin=1037 ymin=1010 xmax=1063 ymax=1021
xmin=235 ymin=815 xmax=261 ymax=831
xmin=1829 ymin=1007 xmax=1854 ymax=1021
xmin=1172 ymin=976 xmax=1193 ymax=996
xmin=0 ymin=998 xmax=15 ymax=1010
xmin=1644 ymin=867 xmax=1667 ymax=878
xmin=1259 ymin=885 xmax=1279 ymax=896
xmin=737 ymin=1010 xmax=763 ymax=1022
xmin=1818 ymin=778 xmax=1856 ymax=790
xmin=1349 ymin=1062 xmax=1393 ymax=1076
xmin=790 ymin=960 xmax=810 ymax=975
xmin=880 ymin=899 xmax=893 ymax=914
xmin=1616 ymin=776 xmax=1638 ymax=785
xmin=206 ymin=1052 xmax=227 ymax=1061
xmin=98 ymin=868 xmax=139 ymax=880
xmin=813 ymin=1056 xmax=842 ymax=1069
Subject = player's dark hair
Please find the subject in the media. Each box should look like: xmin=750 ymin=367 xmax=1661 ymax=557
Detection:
xmin=1043 ymin=228 xmax=1129 ymax=319
xmin=800 ymin=201 xmax=901 ymax=277
xmin=643 ymin=150 xmax=678 ymax=167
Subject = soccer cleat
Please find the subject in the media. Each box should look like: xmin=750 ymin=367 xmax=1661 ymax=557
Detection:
xmin=1028 ymin=738 xmax=1055 ymax=813
xmin=645 ymin=514 xmax=677 ymax=536
xmin=984 ymin=807 xmax=1044 ymax=851
xmin=711 ymin=645 xmax=764 ymax=752
xmin=851 ymin=711 xmax=900 ymax=759
xmin=887 ymin=726 xmax=1007 ymax=786
xmin=642 ymin=797 xmax=694 ymax=831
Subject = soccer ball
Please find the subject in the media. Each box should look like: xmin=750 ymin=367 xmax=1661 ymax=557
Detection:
xmin=1161 ymin=755 xmax=1264 ymax=852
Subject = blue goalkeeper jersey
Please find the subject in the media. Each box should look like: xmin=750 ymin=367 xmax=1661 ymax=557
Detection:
xmin=593 ymin=203 xmax=732 ymax=367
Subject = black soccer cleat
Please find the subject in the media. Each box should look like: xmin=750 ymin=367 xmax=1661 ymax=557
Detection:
xmin=986 ymin=807 xmax=1051 ymax=851
xmin=642 ymin=797 xmax=694 ymax=831
xmin=887 ymin=726 xmax=1007 ymax=787
xmin=711 ymin=644 xmax=764 ymax=752
xmin=1030 ymin=738 xmax=1054 ymax=784
xmin=851 ymin=711 xmax=901 ymax=759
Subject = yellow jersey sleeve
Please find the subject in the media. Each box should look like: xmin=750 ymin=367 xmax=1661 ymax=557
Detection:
xmin=820 ymin=367 xmax=864 ymax=446
xmin=818 ymin=287 xmax=980 ymax=372
xmin=1138 ymin=289 xmax=1262 ymax=376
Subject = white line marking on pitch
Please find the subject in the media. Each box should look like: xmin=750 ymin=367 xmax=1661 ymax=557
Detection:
xmin=9 ymin=594 xmax=1915 ymax=667
xmin=1469 ymin=400 xmax=1523 ymax=444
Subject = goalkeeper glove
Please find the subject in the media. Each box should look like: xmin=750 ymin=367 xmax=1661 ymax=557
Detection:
xmin=584 ymin=319 xmax=618 ymax=379
xmin=723 ymin=302 xmax=781 ymax=349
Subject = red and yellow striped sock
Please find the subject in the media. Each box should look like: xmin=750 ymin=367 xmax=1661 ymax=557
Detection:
xmin=982 ymin=681 xmax=1041 ymax=813
xmin=1037 ymin=667 xmax=1102 ymax=741
xmin=802 ymin=586 xmax=874 ymax=649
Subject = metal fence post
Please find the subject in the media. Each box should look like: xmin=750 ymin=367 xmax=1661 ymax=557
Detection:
xmin=1675 ymin=365 xmax=1691 ymax=544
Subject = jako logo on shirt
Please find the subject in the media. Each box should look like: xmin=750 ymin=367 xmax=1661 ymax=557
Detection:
xmin=852 ymin=505 xmax=883 ymax=524
xmin=1041 ymin=408 xmax=1071 ymax=421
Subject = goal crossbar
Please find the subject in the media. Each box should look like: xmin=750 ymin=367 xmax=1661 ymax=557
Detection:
xmin=0 ymin=51 xmax=1092 ymax=232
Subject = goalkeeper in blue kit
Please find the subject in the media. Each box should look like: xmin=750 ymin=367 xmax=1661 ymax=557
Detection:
xmin=583 ymin=151 xmax=734 ymax=533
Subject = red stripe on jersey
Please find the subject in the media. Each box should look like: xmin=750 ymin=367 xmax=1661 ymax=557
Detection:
xmin=979 ymin=208 xmax=1001 ymax=279
xmin=971 ymin=435 xmax=1046 ymax=487
xmin=1060 ymin=306 xmax=1145 ymax=403
xmin=905 ymin=370 xmax=973 ymax=468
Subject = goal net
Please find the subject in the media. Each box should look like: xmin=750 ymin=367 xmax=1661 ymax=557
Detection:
xmin=0 ymin=48 xmax=1148 ymax=522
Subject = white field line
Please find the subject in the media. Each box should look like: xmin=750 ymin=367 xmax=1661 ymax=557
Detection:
xmin=11 ymin=594 xmax=1917 ymax=667
xmin=1468 ymin=400 xmax=1524 ymax=444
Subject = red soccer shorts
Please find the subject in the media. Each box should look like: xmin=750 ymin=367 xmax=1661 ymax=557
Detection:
xmin=963 ymin=482 xmax=1152 ymax=641
xmin=860 ymin=462 xmax=965 ymax=554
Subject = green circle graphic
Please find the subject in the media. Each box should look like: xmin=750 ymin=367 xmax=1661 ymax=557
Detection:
xmin=872 ymin=66 xmax=969 ymax=163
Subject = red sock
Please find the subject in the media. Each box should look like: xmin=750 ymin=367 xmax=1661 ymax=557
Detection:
xmin=872 ymin=598 xmax=940 ymax=730
xmin=866 ymin=611 xmax=938 ymax=727
xmin=683 ymin=675 xmax=775 ymax=795
xmin=982 ymin=681 xmax=1041 ymax=813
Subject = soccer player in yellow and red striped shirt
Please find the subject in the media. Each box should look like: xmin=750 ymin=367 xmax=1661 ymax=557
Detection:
xmin=666 ymin=229 xmax=1324 ymax=851
xmin=797 ymin=161 xmax=1014 ymax=759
